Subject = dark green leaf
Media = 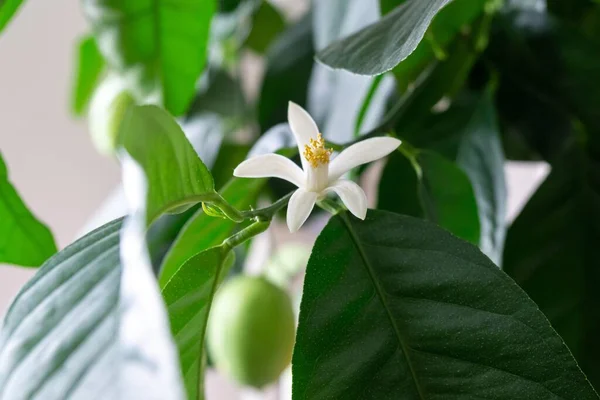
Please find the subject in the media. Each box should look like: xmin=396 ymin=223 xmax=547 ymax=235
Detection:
xmin=317 ymin=0 xmax=452 ymax=75
xmin=71 ymin=35 xmax=105 ymax=116
xmin=258 ymin=14 xmax=314 ymax=131
xmin=0 ymin=0 xmax=23 ymax=33
xmin=379 ymin=149 xmax=480 ymax=245
xmin=0 ymin=218 xmax=185 ymax=399
xmin=118 ymin=105 xmax=217 ymax=224
xmin=0 ymin=152 xmax=56 ymax=267
xmin=293 ymin=210 xmax=598 ymax=399
xmin=504 ymin=146 xmax=600 ymax=387
xmin=245 ymin=0 xmax=286 ymax=54
xmin=162 ymin=246 xmax=234 ymax=400
xmin=82 ymin=0 xmax=216 ymax=116
xmin=487 ymin=10 xmax=600 ymax=161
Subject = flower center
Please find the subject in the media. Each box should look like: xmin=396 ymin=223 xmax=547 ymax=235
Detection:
xmin=303 ymin=133 xmax=333 ymax=169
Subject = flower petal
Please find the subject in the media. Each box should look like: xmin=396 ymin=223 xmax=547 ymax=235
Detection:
xmin=288 ymin=101 xmax=319 ymax=169
xmin=286 ymin=189 xmax=318 ymax=233
xmin=328 ymin=137 xmax=401 ymax=182
xmin=234 ymin=153 xmax=305 ymax=188
xmin=325 ymin=180 xmax=368 ymax=220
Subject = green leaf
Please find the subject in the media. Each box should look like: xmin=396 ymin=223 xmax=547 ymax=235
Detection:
xmin=0 ymin=218 xmax=185 ymax=399
xmin=162 ymin=246 xmax=234 ymax=400
xmin=399 ymin=93 xmax=508 ymax=264
xmin=0 ymin=0 xmax=23 ymax=33
xmin=244 ymin=0 xmax=286 ymax=54
xmin=0 ymin=152 xmax=56 ymax=267
xmin=258 ymin=14 xmax=314 ymax=131
xmin=293 ymin=210 xmax=598 ymax=399
xmin=82 ymin=0 xmax=216 ymax=116
xmin=503 ymin=146 xmax=600 ymax=387
xmin=316 ymin=0 xmax=452 ymax=75
xmin=118 ymin=105 xmax=217 ymax=224
xmin=487 ymin=10 xmax=600 ymax=161
xmin=379 ymin=149 xmax=480 ymax=245
xmin=159 ymin=177 xmax=263 ymax=286
xmin=71 ymin=35 xmax=105 ymax=116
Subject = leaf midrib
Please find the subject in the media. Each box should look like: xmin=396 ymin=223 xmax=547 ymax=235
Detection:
xmin=339 ymin=212 xmax=426 ymax=400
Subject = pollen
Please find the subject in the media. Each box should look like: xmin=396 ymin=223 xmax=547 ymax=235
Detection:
xmin=303 ymin=133 xmax=333 ymax=168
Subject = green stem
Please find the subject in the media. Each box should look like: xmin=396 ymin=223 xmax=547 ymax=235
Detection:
xmin=210 ymin=193 xmax=245 ymax=223
xmin=222 ymin=219 xmax=270 ymax=251
xmin=317 ymin=197 xmax=344 ymax=216
xmin=241 ymin=191 xmax=293 ymax=221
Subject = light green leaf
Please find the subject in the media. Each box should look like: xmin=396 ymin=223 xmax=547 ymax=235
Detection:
xmin=379 ymin=149 xmax=480 ymax=245
xmin=82 ymin=0 xmax=216 ymax=116
xmin=244 ymin=0 xmax=286 ymax=54
xmin=0 ymin=218 xmax=185 ymax=400
xmin=71 ymin=35 xmax=105 ymax=116
xmin=317 ymin=0 xmax=452 ymax=75
xmin=0 ymin=0 xmax=23 ymax=33
xmin=504 ymin=146 xmax=600 ymax=387
xmin=293 ymin=210 xmax=598 ymax=399
xmin=118 ymin=105 xmax=217 ymax=224
xmin=0 ymin=152 xmax=56 ymax=267
xmin=162 ymin=246 xmax=234 ymax=400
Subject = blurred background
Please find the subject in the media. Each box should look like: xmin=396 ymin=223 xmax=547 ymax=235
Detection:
xmin=0 ymin=0 xmax=550 ymax=397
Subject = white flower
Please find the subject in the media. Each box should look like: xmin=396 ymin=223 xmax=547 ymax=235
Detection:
xmin=234 ymin=102 xmax=401 ymax=232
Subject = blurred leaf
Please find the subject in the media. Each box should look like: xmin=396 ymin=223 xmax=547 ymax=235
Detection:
xmin=162 ymin=246 xmax=234 ymax=400
xmin=487 ymin=9 xmax=600 ymax=161
xmin=247 ymin=123 xmax=297 ymax=157
xmin=0 ymin=0 xmax=23 ymax=33
xmin=379 ymin=149 xmax=480 ymax=244
xmin=118 ymin=105 xmax=217 ymax=224
xmin=187 ymin=69 xmax=247 ymax=120
xmin=245 ymin=0 xmax=286 ymax=53
xmin=258 ymin=14 xmax=314 ymax=131
xmin=293 ymin=210 xmax=598 ymax=399
xmin=211 ymin=142 xmax=251 ymax=189
xmin=504 ymin=146 xmax=600 ymax=387
xmin=0 ymin=218 xmax=186 ymax=400
xmin=316 ymin=0 xmax=453 ymax=75
xmin=0 ymin=152 xmax=56 ymax=267
xmin=82 ymin=0 xmax=216 ymax=116
xmin=71 ymin=35 xmax=105 ymax=116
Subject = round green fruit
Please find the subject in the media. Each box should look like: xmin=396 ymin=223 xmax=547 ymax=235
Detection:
xmin=207 ymin=275 xmax=296 ymax=388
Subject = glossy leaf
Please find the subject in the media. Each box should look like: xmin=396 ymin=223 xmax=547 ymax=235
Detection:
xmin=0 ymin=152 xmax=56 ymax=267
xmin=317 ymin=0 xmax=452 ymax=75
xmin=293 ymin=210 xmax=598 ymax=399
xmin=0 ymin=218 xmax=184 ymax=400
xmin=82 ymin=0 xmax=216 ymax=116
xmin=504 ymin=147 xmax=600 ymax=387
xmin=71 ymin=35 xmax=105 ymax=116
xmin=0 ymin=0 xmax=23 ymax=33
xmin=379 ymin=150 xmax=480 ymax=245
xmin=162 ymin=246 xmax=234 ymax=399
xmin=118 ymin=105 xmax=217 ymax=224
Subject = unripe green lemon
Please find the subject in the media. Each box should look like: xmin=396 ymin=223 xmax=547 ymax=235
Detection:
xmin=88 ymin=75 xmax=135 ymax=156
xmin=207 ymin=275 xmax=295 ymax=388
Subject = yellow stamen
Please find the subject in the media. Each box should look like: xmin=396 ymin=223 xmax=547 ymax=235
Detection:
xmin=303 ymin=133 xmax=333 ymax=168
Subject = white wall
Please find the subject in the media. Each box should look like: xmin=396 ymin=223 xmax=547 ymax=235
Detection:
xmin=0 ymin=0 xmax=120 ymax=313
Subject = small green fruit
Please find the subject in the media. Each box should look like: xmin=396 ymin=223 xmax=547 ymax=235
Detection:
xmin=207 ymin=275 xmax=296 ymax=388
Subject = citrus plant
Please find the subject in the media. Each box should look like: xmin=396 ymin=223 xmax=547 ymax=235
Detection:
xmin=0 ymin=0 xmax=599 ymax=399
